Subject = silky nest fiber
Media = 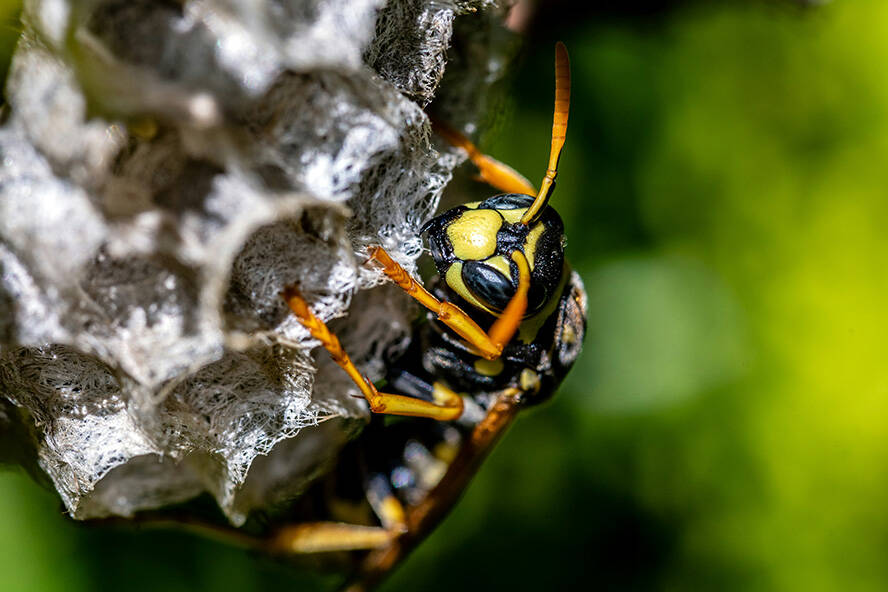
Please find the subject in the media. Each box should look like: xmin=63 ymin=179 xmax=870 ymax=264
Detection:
xmin=0 ymin=0 xmax=518 ymax=525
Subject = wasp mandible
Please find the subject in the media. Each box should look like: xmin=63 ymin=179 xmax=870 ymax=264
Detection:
xmin=278 ymin=43 xmax=586 ymax=590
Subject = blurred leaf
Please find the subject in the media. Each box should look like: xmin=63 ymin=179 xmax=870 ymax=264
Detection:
xmin=571 ymin=255 xmax=747 ymax=413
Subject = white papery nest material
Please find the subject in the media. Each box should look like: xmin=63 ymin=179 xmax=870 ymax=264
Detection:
xmin=0 ymin=0 xmax=516 ymax=524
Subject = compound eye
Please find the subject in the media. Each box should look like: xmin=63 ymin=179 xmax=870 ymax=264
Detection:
xmin=461 ymin=260 xmax=514 ymax=313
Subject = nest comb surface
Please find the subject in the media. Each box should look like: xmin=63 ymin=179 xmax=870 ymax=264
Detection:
xmin=0 ymin=0 xmax=515 ymax=525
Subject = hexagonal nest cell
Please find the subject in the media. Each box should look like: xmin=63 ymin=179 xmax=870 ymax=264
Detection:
xmin=0 ymin=0 xmax=519 ymax=525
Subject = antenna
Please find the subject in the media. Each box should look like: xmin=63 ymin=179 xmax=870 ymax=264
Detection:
xmin=520 ymin=42 xmax=571 ymax=225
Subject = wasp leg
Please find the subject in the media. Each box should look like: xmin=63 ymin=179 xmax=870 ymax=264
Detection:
xmin=270 ymin=522 xmax=394 ymax=554
xmin=269 ymin=475 xmax=408 ymax=555
xmin=368 ymin=247 xmax=531 ymax=361
xmin=431 ymin=118 xmax=537 ymax=196
xmin=283 ymin=286 xmax=464 ymax=421
xmin=364 ymin=474 xmax=408 ymax=533
xmin=345 ymin=387 xmax=525 ymax=592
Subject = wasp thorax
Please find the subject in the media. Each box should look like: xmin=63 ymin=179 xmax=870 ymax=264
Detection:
xmin=421 ymin=193 xmax=566 ymax=317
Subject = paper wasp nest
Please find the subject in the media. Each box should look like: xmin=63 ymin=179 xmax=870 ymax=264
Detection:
xmin=0 ymin=0 xmax=514 ymax=524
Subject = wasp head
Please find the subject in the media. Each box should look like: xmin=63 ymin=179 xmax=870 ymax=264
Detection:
xmin=421 ymin=193 xmax=565 ymax=317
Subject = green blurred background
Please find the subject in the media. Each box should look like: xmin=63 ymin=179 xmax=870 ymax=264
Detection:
xmin=3 ymin=1 xmax=888 ymax=590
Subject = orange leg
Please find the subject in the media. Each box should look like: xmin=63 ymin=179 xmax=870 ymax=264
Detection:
xmin=345 ymin=387 xmax=525 ymax=592
xmin=431 ymin=118 xmax=537 ymax=196
xmin=269 ymin=482 xmax=409 ymax=554
xmin=270 ymin=522 xmax=396 ymax=554
xmin=367 ymin=247 xmax=531 ymax=361
xmin=283 ymin=287 xmax=464 ymax=421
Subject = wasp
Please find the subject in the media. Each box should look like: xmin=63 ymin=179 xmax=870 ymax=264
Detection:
xmin=265 ymin=43 xmax=586 ymax=590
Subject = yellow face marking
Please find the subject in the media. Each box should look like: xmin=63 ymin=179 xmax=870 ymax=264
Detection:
xmin=464 ymin=200 xmax=482 ymax=209
xmin=523 ymin=223 xmax=546 ymax=271
xmin=446 ymin=209 xmax=502 ymax=261
xmin=499 ymin=207 xmax=529 ymax=224
xmin=474 ymin=357 xmax=505 ymax=377
xmin=445 ymin=262 xmax=495 ymax=314
xmin=483 ymin=254 xmax=512 ymax=279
